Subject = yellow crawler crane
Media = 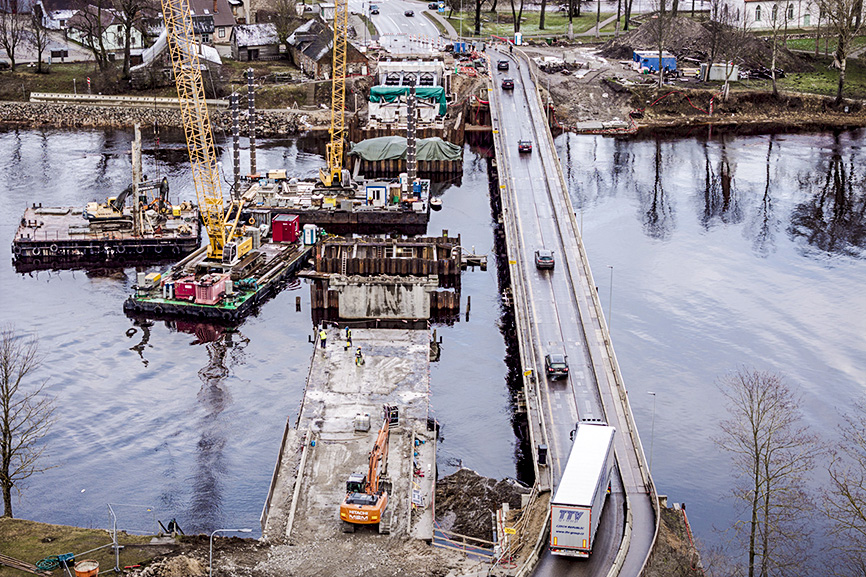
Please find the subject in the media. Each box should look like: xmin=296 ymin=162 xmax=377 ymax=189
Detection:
xmin=162 ymin=0 xmax=244 ymax=260
xmin=319 ymin=0 xmax=349 ymax=187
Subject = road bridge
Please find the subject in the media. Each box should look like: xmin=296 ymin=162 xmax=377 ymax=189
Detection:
xmin=486 ymin=47 xmax=659 ymax=577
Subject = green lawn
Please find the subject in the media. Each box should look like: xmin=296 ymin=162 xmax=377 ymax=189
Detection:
xmin=0 ymin=518 xmax=159 ymax=577
xmin=734 ymin=55 xmax=866 ymax=99
xmin=786 ymin=35 xmax=866 ymax=54
xmin=446 ymin=10 xmax=612 ymax=37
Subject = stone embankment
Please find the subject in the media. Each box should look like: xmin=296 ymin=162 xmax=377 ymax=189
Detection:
xmin=0 ymin=101 xmax=330 ymax=136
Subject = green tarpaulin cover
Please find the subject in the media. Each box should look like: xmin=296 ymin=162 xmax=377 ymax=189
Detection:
xmin=349 ymin=136 xmax=463 ymax=162
xmin=368 ymin=86 xmax=448 ymax=116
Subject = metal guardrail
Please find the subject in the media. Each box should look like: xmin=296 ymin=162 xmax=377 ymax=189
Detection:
xmin=29 ymin=92 xmax=229 ymax=109
xmin=513 ymin=44 xmax=661 ymax=577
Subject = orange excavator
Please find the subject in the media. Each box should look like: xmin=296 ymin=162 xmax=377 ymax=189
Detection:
xmin=340 ymin=417 xmax=391 ymax=533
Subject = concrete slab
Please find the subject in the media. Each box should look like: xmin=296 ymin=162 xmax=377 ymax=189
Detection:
xmin=263 ymin=327 xmax=434 ymax=545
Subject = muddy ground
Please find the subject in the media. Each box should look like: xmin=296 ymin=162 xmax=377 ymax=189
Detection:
xmin=119 ymin=470 xmax=698 ymax=577
xmin=520 ymin=18 xmax=866 ymax=133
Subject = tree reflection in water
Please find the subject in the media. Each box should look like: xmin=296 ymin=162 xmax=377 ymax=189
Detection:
xmin=789 ymin=132 xmax=866 ymax=257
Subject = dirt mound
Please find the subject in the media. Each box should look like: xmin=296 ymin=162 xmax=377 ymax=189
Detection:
xmin=435 ymin=468 xmax=531 ymax=541
xmin=600 ymin=16 xmax=812 ymax=72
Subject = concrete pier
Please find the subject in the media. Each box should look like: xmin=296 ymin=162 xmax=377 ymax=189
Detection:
xmin=262 ymin=327 xmax=436 ymax=544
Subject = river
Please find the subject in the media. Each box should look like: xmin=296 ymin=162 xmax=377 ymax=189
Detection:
xmin=0 ymin=126 xmax=862 ymax=559
xmin=557 ymin=129 xmax=866 ymax=553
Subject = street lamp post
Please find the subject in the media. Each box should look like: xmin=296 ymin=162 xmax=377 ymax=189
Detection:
xmin=210 ymin=528 xmax=252 ymax=577
xmin=647 ymin=391 xmax=657 ymax=473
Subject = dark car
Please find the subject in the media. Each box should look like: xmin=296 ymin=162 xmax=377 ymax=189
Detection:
xmin=428 ymin=1 xmax=438 ymax=7
xmin=518 ymin=140 xmax=532 ymax=153
xmin=535 ymin=248 xmax=554 ymax=269
xmin=369 ymin=4 xmax=379 ymax=13
xmin=501 ymin=78 xmax=514 ymax=90
xmin=497 ymin=60 xmax=509 ymax=71
xmin=404 ymin=9 xmax=414 ymax=16
xmin=545 ymin=353 xmax=569 ymax=380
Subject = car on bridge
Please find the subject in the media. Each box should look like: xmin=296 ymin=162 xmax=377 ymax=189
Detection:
xmin=534 ymin=248 xmax=554 ymax=269
xmin=518 ymin=140 xmax=533 ymax=153
xmin=545 ymin=353 xmax=569 ymax=380
xmin=404 ymin=9 xmax=414 ymax=16
xmin=369 ymin=4 xmax=379 ymax=13
xmin=501 ymin=78 xmax=514 ymax=90
xmin=497 ymin=60 xmax=509 ymax=71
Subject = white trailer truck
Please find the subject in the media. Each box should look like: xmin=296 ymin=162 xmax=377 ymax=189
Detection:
xmin=549 ymin=422 xmax=616 ymax=558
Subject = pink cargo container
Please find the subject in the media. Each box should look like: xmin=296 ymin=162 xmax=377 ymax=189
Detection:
xmin=195 ymin=273 xmax=228 ymax=305
xmin=272 ymin=214 xmax=300 ymax=243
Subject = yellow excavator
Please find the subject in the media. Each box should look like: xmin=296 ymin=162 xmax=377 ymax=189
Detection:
xmin=160 ymin=0 xmax=249 ymax=263
xmin=340 ymin=417 xmax=391 ymax=533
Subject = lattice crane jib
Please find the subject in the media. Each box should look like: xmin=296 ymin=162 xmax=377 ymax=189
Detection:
xmin=320 ymin=0 xmax=349 ymax=187
xmin=162 ymin=0 xmax=227 ymax=258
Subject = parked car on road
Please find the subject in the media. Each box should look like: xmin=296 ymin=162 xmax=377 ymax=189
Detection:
xmin=501 ymin=78 xmax=514 ymax=90
xmin=404 ymin=9 xmax=414 ymax=16
xmin=518 ymin=140 xmax=533 ymax=153
xmin=534 ymin=248 xmax=554 ymax=269
xmin=545 ymin=353 xmax=569 ymax=380
xmin=497 ymin=60 xmax=509 ymax=70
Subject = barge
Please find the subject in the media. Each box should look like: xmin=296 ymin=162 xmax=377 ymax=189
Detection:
xmin=124 ymin=230 xmax=314 ymax=325
xmin=11 ymin=125 xmax=200 ymax=272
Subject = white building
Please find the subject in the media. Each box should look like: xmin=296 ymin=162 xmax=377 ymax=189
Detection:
xmin=740 ymin=0 xmax=818 ymax=29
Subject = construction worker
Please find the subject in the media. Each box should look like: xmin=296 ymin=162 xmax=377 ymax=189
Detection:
xmin=355 ymin=346 xmax=364 ymax=366
xmin=319 ymin=328 xmax=327 ymax=349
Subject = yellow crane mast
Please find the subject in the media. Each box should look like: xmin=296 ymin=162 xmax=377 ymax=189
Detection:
xmin=319 ymin=0 xmax=349 ymax=187
xmin=161 ymin=0 xmax=243 ymax=260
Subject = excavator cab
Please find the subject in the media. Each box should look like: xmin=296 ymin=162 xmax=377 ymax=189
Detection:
xmin=346 ymin=473 xmax=366 ymax=494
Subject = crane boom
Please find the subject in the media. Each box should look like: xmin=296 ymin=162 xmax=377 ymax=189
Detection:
xmin=319 ymin=0 xmax=349 ymax=187
xmin=161 ymin=0 xmax=230 ymax=259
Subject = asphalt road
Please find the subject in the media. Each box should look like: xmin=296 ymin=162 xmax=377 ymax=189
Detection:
xmin=350 ymin=0 xmax=444 ymax=54
xmin=489 ymin=48 xmax=656 ymax=577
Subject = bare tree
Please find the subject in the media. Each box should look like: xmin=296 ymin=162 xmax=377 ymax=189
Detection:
xmin=539 ymin=0 xmax=546 ymax=29
xmin=645 ymin=0 xmax=676 ymax=87
xmin=272 ymin=0 xmax=297 ymax=56
xmin=815 ymin=0 xmax=866 ymax=104
xmin=29 ymin=4 xmax=51 ymax=74
xmin=716 ymin=368 xmax=818 ymax=577
xmin=706 ymin=0 xmax=750 ymax=100
xmin=70 ymin=0 xmax=112 ymax=71
xmin=509 ymin=0 xmax=525 ymax=33
xmin=0 ymin=0 xmax=28 ymax=71
xmin=113 ymin=0 xmax=150 ymax=79
xmin=0 ymin=326 xmax=55 ymax=519
xmin=824 ymin=399 xmax=866 ymax=573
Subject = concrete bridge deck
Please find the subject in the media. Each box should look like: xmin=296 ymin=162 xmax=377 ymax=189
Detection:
xmin=261 ymin=327 xmax=436 ymax=544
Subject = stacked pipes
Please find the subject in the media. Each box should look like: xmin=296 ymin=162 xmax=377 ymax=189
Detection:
xmin=231 ymin=93 xmax=240 ymax=199
xmin=406 ymin=81 xmax=417 ymax=184
xmin=246 ymin=69 xmax=257 ymax=176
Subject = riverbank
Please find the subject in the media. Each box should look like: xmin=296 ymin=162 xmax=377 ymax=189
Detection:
xmin=0 ymin=101 xmax=331 ymax=137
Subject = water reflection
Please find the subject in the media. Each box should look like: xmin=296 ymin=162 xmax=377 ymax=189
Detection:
xmin=789 ymin=132 xmax=866 ymax=257
xmin=168 ymin=321 xmax=250 ymax=532
xmin=748 ymin=138 xmax=779 ymax=257
xmin=640 ymin=139 xmax=675 ymax=240
xmin=701 ymin=137 xmax=742 ymax=230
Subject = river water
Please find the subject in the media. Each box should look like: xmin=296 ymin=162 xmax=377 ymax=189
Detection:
xmin=0 ymin=127 xmax=514 ymax=536
xmin=1 ymin=126 xmax=863 ymax=556
xmin=557 ymin=130 xmax=866 ymax=551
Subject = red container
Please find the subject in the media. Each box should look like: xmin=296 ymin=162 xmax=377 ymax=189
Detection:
xmin=194 ymin=273 xmax=228 ymax=305
xmin=272 ymin=214 xmax=300 ymax=243
xmin=175 ymin=276 xmax=196 ymax=301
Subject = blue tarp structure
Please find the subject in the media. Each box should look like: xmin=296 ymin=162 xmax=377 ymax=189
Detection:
xmin=369 ymin=86 xmax=448 ymax=116
xmin=633 ymin=50 xmax=677 ymax=73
